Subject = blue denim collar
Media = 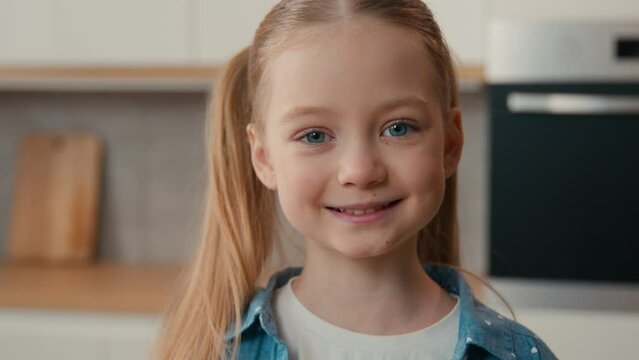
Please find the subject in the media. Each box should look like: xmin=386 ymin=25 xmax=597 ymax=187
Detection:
xmin=225 ymin=263 xmax=516 ymax=360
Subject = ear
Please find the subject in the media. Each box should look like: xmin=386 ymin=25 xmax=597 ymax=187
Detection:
xmin=444 ymin=107 xmax=464 ymax=178
xmin=247 ymin=123 xmax=277 ymax=190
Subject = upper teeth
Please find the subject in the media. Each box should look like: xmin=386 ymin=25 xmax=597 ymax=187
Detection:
xmin=336 ymin=203 xmax=389 ymax=215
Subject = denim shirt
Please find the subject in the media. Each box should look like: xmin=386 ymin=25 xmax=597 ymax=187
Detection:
xmin=224 ymin=263 xmax=558 ymax=360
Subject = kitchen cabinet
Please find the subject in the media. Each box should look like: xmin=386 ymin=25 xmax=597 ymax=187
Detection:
xmin=0 ymin=0 xmax=190 ymax=66
xmin=0 ymin=308 xmax=160 ymax=360
xmin=0 ymin=0 xmax=487 ymax=67
xmin=194 ymin=0 xmax=279 ymax=65
xmin=0 ymin=262 xmax=179 ymax=359
xmin=194 ymin=0 xmax=486 ymax=65
xmin=0 ymin=1 xmax=53 ymax=65
xmin=427 ymin=0 xmax=486 ymax=66
xmin=488 ymin=0 xmax=639 ymax=20
xmin=3 ymin=0 xmax=639 ymax=67
xmin=503 ymin=307 xmax=639 ymax=359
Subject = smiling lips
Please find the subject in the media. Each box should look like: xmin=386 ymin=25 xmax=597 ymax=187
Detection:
xmin=327 ymin=199 xmax=402 ymax=215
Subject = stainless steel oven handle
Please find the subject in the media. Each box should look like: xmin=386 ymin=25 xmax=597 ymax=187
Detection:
xmin=507 ymin=93 xmax=639 ymax=115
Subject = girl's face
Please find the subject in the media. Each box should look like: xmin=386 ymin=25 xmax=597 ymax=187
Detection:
xmin=248 ymin=17 xmax=463 ymax=260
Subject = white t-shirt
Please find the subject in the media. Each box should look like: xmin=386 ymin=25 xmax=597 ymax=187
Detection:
xmin=272 ymin=276 xmax=461 ymax=360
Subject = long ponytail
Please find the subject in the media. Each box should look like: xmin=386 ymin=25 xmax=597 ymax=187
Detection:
xmin=152 ymin=47 xmax=276 ymax=360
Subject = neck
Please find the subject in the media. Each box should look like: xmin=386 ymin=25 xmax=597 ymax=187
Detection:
xmin=292 ymin=236 xmax=457 ymax=335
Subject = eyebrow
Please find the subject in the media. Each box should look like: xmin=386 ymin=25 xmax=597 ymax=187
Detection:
xmin=280 ymin=95 xmax=429 ymax=122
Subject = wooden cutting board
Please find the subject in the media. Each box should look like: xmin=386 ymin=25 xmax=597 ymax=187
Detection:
xmin=8 ymin=132 xmax=103 ymax=264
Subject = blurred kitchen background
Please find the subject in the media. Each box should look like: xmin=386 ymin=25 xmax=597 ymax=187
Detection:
xmin=1 ymin=0 xmax=638 ymax=359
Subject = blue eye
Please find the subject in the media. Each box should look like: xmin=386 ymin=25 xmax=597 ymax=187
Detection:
xmin=382 ymin=121 xmax=417 ymax=137
xmin=301 ymin=131 xmax=329 ymax=144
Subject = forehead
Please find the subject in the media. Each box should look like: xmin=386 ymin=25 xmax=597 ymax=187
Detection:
xmin=261 ymin=17 xmax=436 ymax=121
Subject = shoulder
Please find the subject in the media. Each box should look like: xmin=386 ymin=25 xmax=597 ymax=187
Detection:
xmin=425 ymin=264 xmax=558 ymax=360
xmin=509 ymin=318 xmax=558 ymax=360
xmin=225 ymin=267 xmax=303 ymax=342
xmin=477 ymin=302 xmax=558 ymax=360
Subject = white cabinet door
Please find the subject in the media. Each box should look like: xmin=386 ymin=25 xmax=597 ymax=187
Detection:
xmin=193 ymin=0 xmax=485 ymax=66
xmin=488 ymin=0 xmax=639 ymax=20
xmin=0 ymin=0 xmax=56 ymax=65
xmin=0 ymin=0 xmax=190 ymax=66
xmin=194 ymin=0 xmax=278 ymax=65
xmin=514 ymin=308 xmax=639 ymax=359
xmin=0 ymin=308 xmax=160 ymax=360
xmin=0 ymin=332 xmax=101 ymax=360
xmin=0 ymin=0 xmax=489 ymax=66
xmin=426 ymin=0 xmax=486 ymax=65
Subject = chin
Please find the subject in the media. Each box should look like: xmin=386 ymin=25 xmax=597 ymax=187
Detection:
xmin=329 ymin=235 xmax=404 ymax=259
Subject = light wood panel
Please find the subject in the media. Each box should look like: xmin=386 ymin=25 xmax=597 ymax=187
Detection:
xmin=0 ymin=66 xmax=220 ymax=79
xmin=0 ymin=66 xmax=221 ymax=91
xmin=0 ymin=262 xmax=184 ymax=313
xmin=0 ymin=65 xmax=482 ymax=92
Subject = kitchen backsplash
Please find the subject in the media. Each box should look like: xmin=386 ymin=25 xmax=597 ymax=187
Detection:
xmin=0 ymin=90 xmax=490 ymax=273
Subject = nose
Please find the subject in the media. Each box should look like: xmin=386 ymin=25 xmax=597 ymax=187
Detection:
xmin=336 ymin=141 xmax=387 ymax=188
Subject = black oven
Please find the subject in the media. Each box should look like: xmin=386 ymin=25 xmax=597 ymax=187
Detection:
xmin=487 ymin=21 xmax=639 ymax=283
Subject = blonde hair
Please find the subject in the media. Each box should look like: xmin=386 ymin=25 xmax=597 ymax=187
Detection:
xmin=152 ymin=1 xmax=513 ymax=359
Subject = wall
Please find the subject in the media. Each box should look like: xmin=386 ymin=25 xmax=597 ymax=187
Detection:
xmin=0 ymin=92 xmax=207 ymax=263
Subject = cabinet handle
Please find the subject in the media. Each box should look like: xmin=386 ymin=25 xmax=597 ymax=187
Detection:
xmin=507 ymin=92 xmax=639 ymax=115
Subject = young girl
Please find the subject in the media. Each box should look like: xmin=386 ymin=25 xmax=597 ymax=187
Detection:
xmin=154 ymin=1 xmax=558 ymax=359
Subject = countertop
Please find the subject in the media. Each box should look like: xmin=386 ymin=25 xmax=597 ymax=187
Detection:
xmin=0 ymin=261 xmax=183 ymax=314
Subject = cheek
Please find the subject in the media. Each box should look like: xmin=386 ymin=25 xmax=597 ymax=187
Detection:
xmin=398 ymin=140 xmax=447 ymax=209
xmin=272 ymin=150 xmax=330 ymax=218
xmin=408 ymin=156 xmax=445 ymax=189
xmin=275 ymin=164 xmax=329 ymax=236
xmin=275 ymin=152 xmax=325 ymax=191
xmin=400 ymin=135 xmax=445 ymax=180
